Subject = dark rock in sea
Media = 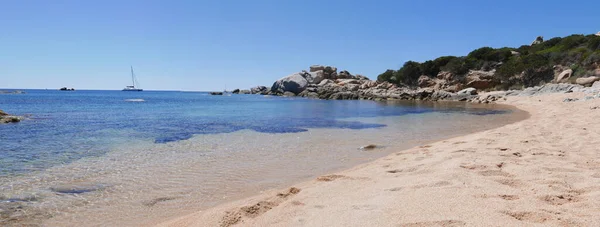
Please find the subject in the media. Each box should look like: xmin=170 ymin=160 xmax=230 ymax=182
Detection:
xmin=250 ymin=86 xmax=268 ymax=94
xmin=50 ymin=183 xmax=108 ymax=194
xmin=232 ymin=89 xmax=240 ymax=94
xmin=59 ymin=87 xmax=75 ymax=91
xmin=359 ymin=144 xmax=378 ymax=150
xmin=240 ymin=89 xmax=251 ymax=94
xmin=210 ymin=92 xmax=223 ymax=95
xmin=0 ymin=110 xmax=22 ymax=124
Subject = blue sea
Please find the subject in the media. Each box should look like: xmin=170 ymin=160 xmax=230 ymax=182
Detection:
xmin=0 ymin=90 xmax=508 ymax=177
xmin=0 ymin=90 xmax=520 ymax=226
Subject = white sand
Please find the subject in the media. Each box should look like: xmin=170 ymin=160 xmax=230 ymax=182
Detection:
xmin=158 ymin=92 xmax=600 ymax=227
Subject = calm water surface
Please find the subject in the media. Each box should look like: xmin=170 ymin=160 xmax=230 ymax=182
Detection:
xmin=0 ymin=90 xmax=523 ymax=226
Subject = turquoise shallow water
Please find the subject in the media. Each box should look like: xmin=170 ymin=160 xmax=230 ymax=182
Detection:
xmin=0 ymin=90 xmax=506 ymax=176
xmin=0 ymin=90 xmax=522 ymax=226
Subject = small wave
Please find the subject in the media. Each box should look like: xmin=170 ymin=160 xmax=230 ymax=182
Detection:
xmin=125 ymin=99 xmax=145 ymax=102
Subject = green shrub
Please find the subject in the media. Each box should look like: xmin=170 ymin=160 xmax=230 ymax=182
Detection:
xmin=377 ymin=69 xmax=396 ymax=82
xmin=376 ymin=33 xmax=600 ymax=88
xmin=441 ymin=57 xmax=470 ymax=75
xmin=396 ymin=61 xmax=422 ymax=85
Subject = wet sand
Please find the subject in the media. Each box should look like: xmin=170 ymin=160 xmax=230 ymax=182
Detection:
xmin=158 ymin=92 xmax=600 ymax=227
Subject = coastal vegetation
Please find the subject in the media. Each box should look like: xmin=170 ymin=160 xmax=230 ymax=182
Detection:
xmin=377 ymin=33 xmax=600 ymax=90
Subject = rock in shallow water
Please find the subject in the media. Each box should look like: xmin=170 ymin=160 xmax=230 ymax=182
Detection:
xmin=359 ymin=144 xmax=378 ymax=150
xmin=50 ymin=183 xmax=108 ymax=194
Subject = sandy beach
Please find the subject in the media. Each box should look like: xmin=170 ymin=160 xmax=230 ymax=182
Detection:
xmin=157 ymin=91 xmax=600 ymax=227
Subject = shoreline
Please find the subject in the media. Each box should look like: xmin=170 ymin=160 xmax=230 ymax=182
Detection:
xmin=2 ymin=99 xmax=524 ymax=226
xmin=157 ymin=91 xmax=600 ymax=226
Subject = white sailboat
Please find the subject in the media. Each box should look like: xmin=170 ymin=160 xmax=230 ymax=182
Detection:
xmin=123 ymin=66 xmax=143 ymax=91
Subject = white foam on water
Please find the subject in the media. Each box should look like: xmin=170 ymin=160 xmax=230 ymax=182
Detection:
xmin=124 ymin=99 xmax=145 ymax=102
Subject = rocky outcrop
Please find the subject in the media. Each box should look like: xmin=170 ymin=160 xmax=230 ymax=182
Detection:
xmin=250 ymin=86 xmax=268 ymax=94
xmin=240 ymin=90 xmax=251 ymax=94
xmin=575 ymin=76 xmax=600 ymax=86
xmin=271 ymin=66 xmax=367 ymax=95
xmin=418 ymin=75 xmax=435 ymax=87
xmin=210 ymin=92 xmax=223 ymax=95
xmin=465 ymin=70 xmax=496 ymax=90
xmin=0 ymin=110 xmax=21 ymax=124
xmin=310 ymin=65 xmax=338 ymax=79
xmin=271 ymin=73 xmax=309 ymax=95
xmin=59 ymin=87 xmax=75 ymax=91
xmin=555 ymin=69 xmax=573 ymax=83
xmin=232 ymin=89 xmax=240 ymax=94
xmin=531 ymin=36 xmax=544 ymax=45
xmin=243 ymin=65 xmax=600 ymax=104
xmin=302 ymin=70 xmax=324 ymax=84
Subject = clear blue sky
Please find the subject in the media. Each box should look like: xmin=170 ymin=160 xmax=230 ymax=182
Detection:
xmin=1 ymin=0 xmax=599 ymax=91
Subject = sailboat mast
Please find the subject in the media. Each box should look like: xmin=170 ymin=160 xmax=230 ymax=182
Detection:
xmin=130 ymin=66 xmax=135 ymax=87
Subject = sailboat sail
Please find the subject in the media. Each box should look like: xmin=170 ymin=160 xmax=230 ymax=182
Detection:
xmin=123 ymin=66 xmax=143 ymax=91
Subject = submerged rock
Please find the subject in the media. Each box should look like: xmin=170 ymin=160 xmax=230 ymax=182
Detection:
xmin=359 ymin=144 xmax=378 ymax=150
xmin=50 ymin=183 xmax=108 ymax=194
xmin=210 ymin=92 xmax=223 ymax=95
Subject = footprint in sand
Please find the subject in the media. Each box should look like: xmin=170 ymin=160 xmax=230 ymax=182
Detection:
xmin=475 ymin=194 xmax=519 ymax=200
xmin=502 ymin=211 xmax=553 ymax=224
xmin=351 ymin=204 xmax=377 ymax=211
xmin=494 ymin=178 xmax=524 ymax=188
xmin=478 ymin=170 xmax=513 ymax=177
xmin=459 ymin=164 xmax=488 ymax=170
xmin=539 ymin=194 xmax=580 ymax=205
xmin=498 ymin=195 xmax=519 ymax=200
xmin=477 ymin=138 xmax=497 ymax=145
xmin=451 ymin=149 xmax=475 ymax=153
xmin=316 ymin=175 xmax=346 ymax=182
xmin=385 ymin=187 xmax=403 ymax=192
xmin=220 ymin=187 xmax=301 ymax=227
xmin=386 ymin=167 xmax=418 ymax=174
xmin=542 ymin=167 xmax=578 ymax=173
xmin=412 ymin=181 xmax=452 ymax=189
xmin=399 ymin=220 xmax=466 ymax=227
